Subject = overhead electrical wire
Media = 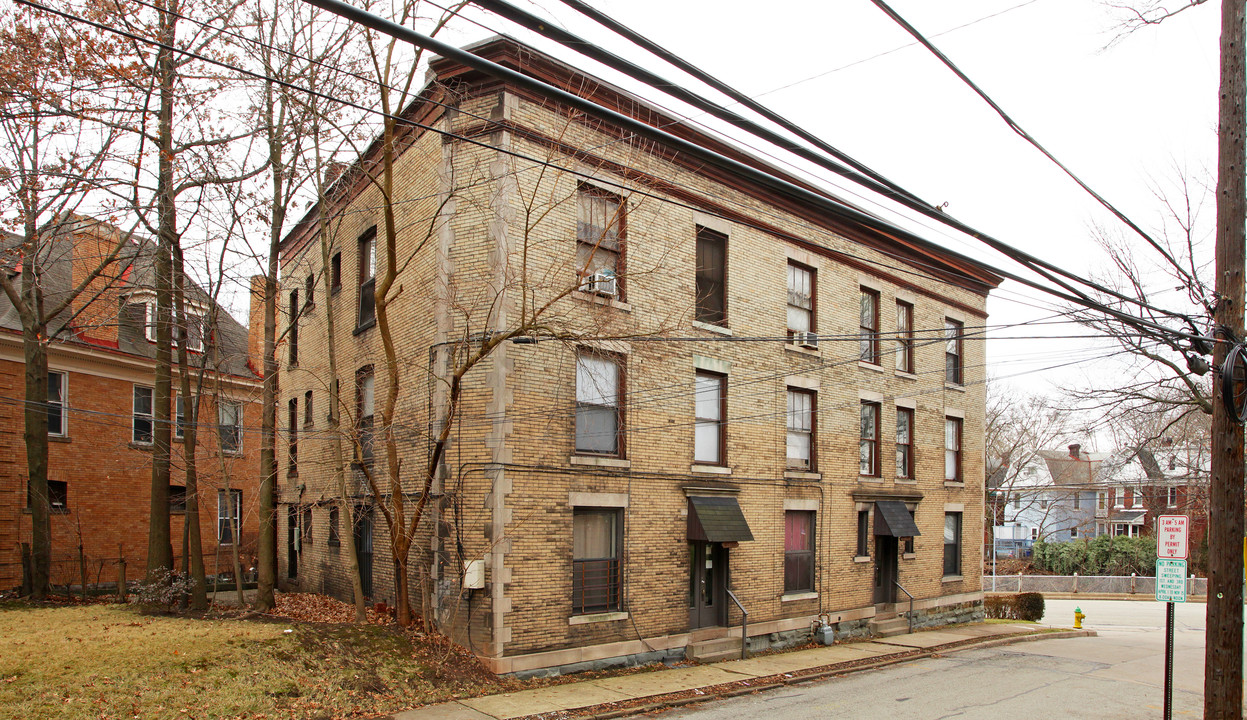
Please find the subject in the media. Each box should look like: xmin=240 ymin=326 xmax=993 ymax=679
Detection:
xmin=22 ymin=0 xmax=1210 ymax=369
xmin=299 ymin=0 xmax=1216 ymax=348
xmin=866 ymin=0 xmax=1204 ymax=314
xmin=540 ymin=0 xmax=1204 ymax=333
xmin=22 ymin=0 xmax=1038 ymax=310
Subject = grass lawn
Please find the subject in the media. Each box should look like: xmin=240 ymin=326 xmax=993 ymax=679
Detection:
xmin=0 ymin=601 xmax=510 ymax=719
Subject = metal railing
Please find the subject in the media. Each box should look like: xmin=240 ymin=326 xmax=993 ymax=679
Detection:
xmin=726 ymin=589 xmax=749 ymax=659
xmin=894 ymin=581 xmax=914 ymax=633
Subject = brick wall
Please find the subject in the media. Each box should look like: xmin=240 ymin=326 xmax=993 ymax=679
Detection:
xmin=0 ymin=346 xmax=263 ymax=590
xmin=275 ymin=43 xmax=993 ymax=672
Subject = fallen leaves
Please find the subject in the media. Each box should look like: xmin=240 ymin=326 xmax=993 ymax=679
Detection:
xmin=267 ymin=593 xmax=391 ymax=625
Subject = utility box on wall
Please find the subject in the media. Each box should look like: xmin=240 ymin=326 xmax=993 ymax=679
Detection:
xmin=463 ymin=560 xmax=485 ymax=589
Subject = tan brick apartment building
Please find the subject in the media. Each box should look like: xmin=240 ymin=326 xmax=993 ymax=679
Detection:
xmin=0 ymin=219 xmax=263 ymax=591
xmin=277 ymin=38 xmax=1001 ymax=675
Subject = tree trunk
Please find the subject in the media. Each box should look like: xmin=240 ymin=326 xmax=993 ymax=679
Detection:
xmin=316 ymin=167 xmax=367 ymax=621
xmin=146 ymin=0 xmax=177 ymax=577
xmin=173 ymin=245 xmax=207 ymax=610
xmin=23 ymin=328 xmax=51 ymax=599
xmin=255 ymin=251 xmax=279 ymax=610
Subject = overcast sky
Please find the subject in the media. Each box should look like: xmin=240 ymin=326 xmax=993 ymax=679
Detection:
xmin=424 ymin=0 xmax=1220 ymax=418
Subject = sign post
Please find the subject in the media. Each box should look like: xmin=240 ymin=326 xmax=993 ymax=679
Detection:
xmin=1156 ymin=515 xmax=1189 ymax=720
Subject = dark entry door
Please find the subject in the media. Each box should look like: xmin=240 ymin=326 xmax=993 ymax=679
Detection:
xmin=689 ymin=542 xmax=727 ymax=628
xmin=354 ymin=509 xmax=373 ymax=599
xmin=873 ymin=535 xmax=898 ymax=604
xmin=287 ymin=507 xmax=299 ymax=580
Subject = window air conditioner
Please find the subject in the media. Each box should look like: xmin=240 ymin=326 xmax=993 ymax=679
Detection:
xmin=793 ymin=331 xmax=818 ymax=349
xmin=588 ymin=270 xmax=618 ymax=297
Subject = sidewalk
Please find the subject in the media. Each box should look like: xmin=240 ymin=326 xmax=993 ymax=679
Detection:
xmin=388 ymin=623 xmax=1094 ymax=720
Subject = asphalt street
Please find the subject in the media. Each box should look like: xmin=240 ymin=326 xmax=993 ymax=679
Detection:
xmin=659 ymin=599 xmax=1216 ymax=719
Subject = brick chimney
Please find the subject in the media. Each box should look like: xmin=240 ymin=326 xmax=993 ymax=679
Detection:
xmin=1068 ymin=443 xmax=1081 ymax=459
xmin=247 ymin=275 xmax=266 ymax=376
xmin=66 ymin=218 xmax=127 ymax=346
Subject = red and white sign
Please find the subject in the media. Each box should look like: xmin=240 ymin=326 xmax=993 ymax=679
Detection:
xmin=1157 ymin=515 xmax=1189 ymax=559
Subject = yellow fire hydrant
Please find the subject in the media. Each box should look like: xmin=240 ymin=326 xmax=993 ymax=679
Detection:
xmin=1074 ymin=607 xmax=1085 ymax=629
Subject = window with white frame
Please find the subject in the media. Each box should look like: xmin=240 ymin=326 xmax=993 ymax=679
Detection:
xmin=859 ymin=402 xmax=879 ymax=476
xmin=133 ymin=386 xmax=154 ymax=444
xmin=143 ymin=301 xmax=203 ymax=351
xmin=943 ymin=512 xmax=962 ymax=576
xmin=786 ymin=388 xmax=814 ymax=470
xmin=218 ymin=400 xmax=242 ymax=453
xmin=786 ymin=262 xmax=814 ymax=336
xmin=895 ymin=407 xmax=913 ymax=479
xmin=572 ymin=507 xmax=622 ymax=614
xmin=1167 ymin=486 xmax=1178 ymax=507
xmin=694 ymin=371 xmax=726 ymax=465
xmin=944 ymin=416 xmax=962 ymax=482
xmin=576 ymin=185 xmax=624 ymax=298
xmin=47 ymin=371 xmax=66 ymax=437
xmin=575 ymin=352 xmax=623 ymax=456
xmin=944 ymin=319 xmax=963 ymax=385
xmin=859 ymin=287 xmax=880 ymax=364
xmin=218 ymin=489 xmax=242 ymax=545
xmin=895 ymin=300 xmax=914 ymax=373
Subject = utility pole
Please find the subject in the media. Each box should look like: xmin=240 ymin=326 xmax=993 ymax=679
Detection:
xmin=1206 ymin=0 xmax=1245 ymax=715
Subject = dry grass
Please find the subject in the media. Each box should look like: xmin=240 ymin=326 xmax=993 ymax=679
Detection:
xmin=0 ymin=601 xmax=511 ymax=719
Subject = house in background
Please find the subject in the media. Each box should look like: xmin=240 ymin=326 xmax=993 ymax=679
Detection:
xmin=275 ymin=37 xmax=1001 ymax=675
xmin=0 ymin=218 xmax=264 ymax=592
xmin=988 ymin=441 xmax=1210 ymax=558
xmin=1095 ymin=442 xmax=1209 ymax=543
xmin=990 ymin=444 xmax=1104 ymax=557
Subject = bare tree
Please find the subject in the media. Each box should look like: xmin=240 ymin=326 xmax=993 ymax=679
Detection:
xmin=0 ymin=3 xmax=142 ymax=599
xmin=1066 ymin=168 xmax=1215 ymax=424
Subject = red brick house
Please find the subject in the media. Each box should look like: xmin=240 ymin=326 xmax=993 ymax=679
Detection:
xmin=0 ymin=218 xmax=264 ymax=592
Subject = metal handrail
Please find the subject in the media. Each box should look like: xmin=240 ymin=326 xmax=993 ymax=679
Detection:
xmin=725 ymin=589 xmax=749 ymax=659
xmin=894 ymin=581 xmax=914 ymax=634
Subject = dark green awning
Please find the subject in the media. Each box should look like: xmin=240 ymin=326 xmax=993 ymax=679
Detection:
xmin=687 ymin=495 xmax=754 ymax=542
xmin=874 ymin=500 xmax=921 ymax=537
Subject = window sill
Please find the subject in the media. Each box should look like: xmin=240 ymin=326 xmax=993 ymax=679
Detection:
xmin=853 ymin=555 xmax=871 ymax=564
xmin=690 ymin=464 xmax=731 ymax=475
xmin=568 ymin=611 xmax=628 ymax=625
xmin=23 ymin=507 xmax=70 ymax=515
xmin=894 ymin=370 xmax=917 ymax=381
xmin=942 ymin=575 xmax=964 ymax=583
xmin=944 ymin=383 xmax=965 ymax=392
xmin=784 ymin=470 xmax=821 ymax=481
xmin=570 ymin=290 xmax=632 ymax=312
xmin=353 ymin=319 xmax=376 ymax=336
xmin=222 ymin=450 xmax=245 ymax=458
xmin=129 ymin=442 xmax=153 ymax=451
xmin=857 ymin=476 xmax=884 ymax=484
xmin=783 ymin=343 xmax=819 ymax=358
xmin=894 ymin=478 xmax=917 ymax=484
xmin=48 ymin=435 xmax=71 ymax=444
xmin=570 ymin=455 xmax=630 ymax=469
xmin=692 ymin=320 xmax=731 ymax=336
xmin=781 ymin=591 xmax=818 ymax=602
xmin=902 ymin=553 xmax=916 ymax=560
xmin=944 ymin=481 xmax=965 ymax=488
xmin=858 ymin=361 xmax=885 ymax=373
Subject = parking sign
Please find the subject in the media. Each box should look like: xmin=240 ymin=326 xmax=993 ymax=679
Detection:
xmin=1157 ymin=515 xmax=1188 ymax=560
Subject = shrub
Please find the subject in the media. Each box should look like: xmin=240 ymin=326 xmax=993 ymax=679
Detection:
xmin=984 ymin=595 xmax=1016 ymax=620
xmin=132 ymin=568 xmax=195 ymax=613
xmin=1031 ymin=535 xmax=1157 ymax=576
xmin=1015 ymin=592 xmax=1045 ymax=621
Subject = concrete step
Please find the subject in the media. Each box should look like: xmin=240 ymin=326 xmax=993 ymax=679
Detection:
xmin=686 ymin=636 xmax=743 ymax=663
xmin=870 ymin=615 xmax=911 ymax=638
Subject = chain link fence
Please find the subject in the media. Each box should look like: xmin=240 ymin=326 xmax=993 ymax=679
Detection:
xmin=983 ymin=573 xmax=1206 ymax=595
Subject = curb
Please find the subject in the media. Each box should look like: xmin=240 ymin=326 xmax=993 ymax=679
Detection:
xmin=500 ymin=628 xmax=1098 ymax=720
